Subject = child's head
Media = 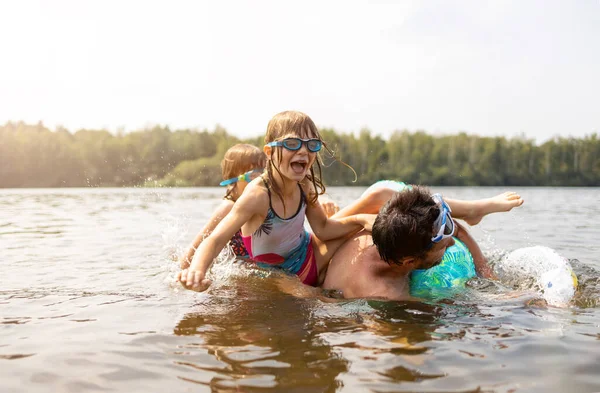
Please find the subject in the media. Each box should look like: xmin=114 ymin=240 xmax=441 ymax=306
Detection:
xmin=263 ymin=111 xmax=326 ymax=204
xmin=221 ymin=144 xmax=266 ymax=201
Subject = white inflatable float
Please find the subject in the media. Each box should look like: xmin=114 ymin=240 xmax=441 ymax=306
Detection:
xmin=496 ymin=246 xmax=578 ymax=307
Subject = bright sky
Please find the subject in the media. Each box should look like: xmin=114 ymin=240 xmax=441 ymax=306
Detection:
xmin=1 ymin=0 xmax=599 ymax=142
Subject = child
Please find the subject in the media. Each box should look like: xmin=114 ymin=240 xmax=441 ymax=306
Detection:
xmin=178 ymin=144 xmax=266 ymax=269
xmin=179 ymin=143 xmax=341 ymax=270
xmin=178 ymin=111 xmax=376 ymax=291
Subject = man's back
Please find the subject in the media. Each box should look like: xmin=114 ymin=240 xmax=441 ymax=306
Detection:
xmin=322 ymin=231 xmax=412 ymax=300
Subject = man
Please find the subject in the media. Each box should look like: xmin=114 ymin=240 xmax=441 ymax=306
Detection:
xmin=322 ymin=186 xmax=506 ymax=301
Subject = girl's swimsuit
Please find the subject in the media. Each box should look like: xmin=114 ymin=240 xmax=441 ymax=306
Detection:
xmin=229 ymin=230 xmax=249 ymax=258
xmin=241 ymin=182 xmax=318 ymax=286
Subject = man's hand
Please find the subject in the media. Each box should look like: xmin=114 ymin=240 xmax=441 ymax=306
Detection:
xmin=177 ymin=269 xmax=212 ymax=292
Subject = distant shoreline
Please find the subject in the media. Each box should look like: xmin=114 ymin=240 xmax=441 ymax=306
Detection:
xmin=2 ymin=122 xmax=599 ymax=188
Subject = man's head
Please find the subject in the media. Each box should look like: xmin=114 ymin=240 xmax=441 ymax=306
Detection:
xmin=371 ymin=186 xmax=455 ymax=270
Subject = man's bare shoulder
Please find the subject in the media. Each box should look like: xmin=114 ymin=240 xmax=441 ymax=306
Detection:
xmin=323 ymin=232 xmax=411 ymax=300
xmin=329 ymin=232 xmax=377 ymax=269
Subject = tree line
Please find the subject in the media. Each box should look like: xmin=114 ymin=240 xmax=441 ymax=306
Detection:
xmin=1 ymin=121 xmax=599 ymax=188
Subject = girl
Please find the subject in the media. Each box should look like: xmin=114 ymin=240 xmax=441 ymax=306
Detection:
xmin=178 ymin=144 xmax=266 ymax=269
xmin=178 ymin=111 xmax=375 ymax=291
xmin=179 ymin=143 xmax=341 ymax=269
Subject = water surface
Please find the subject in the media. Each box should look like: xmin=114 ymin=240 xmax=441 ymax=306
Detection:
xmin=1 ymin=187 xmax=599 ymax=392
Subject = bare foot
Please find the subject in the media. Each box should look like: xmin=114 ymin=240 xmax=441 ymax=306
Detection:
xmin=463 ymin=192 xmax=524 ymax=226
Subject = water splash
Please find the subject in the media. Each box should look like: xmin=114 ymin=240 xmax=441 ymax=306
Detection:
xmin=570 ymin=260 xmax=600 ymax=308
xmin=495 ymin=246 xmax=578 ymax=307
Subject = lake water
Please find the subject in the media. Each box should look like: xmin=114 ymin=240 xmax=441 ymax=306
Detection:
xmin=1 ymin=187 xmax=599 ymax=392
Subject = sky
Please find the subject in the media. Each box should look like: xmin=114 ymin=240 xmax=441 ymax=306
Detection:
xmin=0 ymin=0 xmax=599 ymax=143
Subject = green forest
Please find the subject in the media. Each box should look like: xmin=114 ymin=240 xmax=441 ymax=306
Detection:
xmin=1 ymin=121 xmax=599 ymax=187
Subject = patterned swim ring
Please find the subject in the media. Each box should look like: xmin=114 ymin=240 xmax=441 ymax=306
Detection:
xmin=410 ymin=237 xmax=476 ymax=295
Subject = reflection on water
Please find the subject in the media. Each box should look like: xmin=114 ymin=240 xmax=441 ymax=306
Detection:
xmin=171 ymin=273 xmax=451 ymax=391
xmin=174 ymin=278 xmax=349 ymax=391
xmin=0 ymin=187 xmax=599 ymax=392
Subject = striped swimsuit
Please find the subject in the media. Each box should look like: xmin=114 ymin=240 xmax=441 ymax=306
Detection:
xmin=241 ymin=183 xmax=318 ymax=286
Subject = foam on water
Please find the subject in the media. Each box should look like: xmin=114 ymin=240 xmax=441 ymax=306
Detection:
xmin=495 ymin=246 xmax=578 ymax=307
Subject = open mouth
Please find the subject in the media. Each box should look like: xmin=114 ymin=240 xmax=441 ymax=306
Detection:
xmin=290 ymin=161 xmax=307 ymax=174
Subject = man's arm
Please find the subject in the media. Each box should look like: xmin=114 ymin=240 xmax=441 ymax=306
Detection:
xmin=454 ymin=220 xmax=495 ymax=279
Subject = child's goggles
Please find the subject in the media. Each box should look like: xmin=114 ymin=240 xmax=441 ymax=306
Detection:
xmin=219 ymin=169 xmax=263 ymax=186
xmin=430 ymin=193 xmax=455 ymax=243
xmin=266 ymin=138 xmax=322 ymax=153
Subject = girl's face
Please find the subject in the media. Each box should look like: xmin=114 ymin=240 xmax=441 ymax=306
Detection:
xmin=267 ymin=132 xmax=319 ymax=183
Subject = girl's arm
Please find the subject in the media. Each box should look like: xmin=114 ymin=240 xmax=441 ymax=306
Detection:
xmin=306 ymin=204 xmax=374 ymax=241
xmin=179 ymin=200 xmax=234 ymax=269
xmin=178 ymin=186 xmax=268 ymax=292
xmin=304 ymin=185 xmax=375 ymax=241
xmin=453 ymin=220 xmax=496 ymax=279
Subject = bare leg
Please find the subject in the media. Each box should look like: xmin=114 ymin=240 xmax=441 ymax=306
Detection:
xmin=333 ymin=186 xmax=524 ymax=226
xmin=445 ymin=192 xmax=524 ymax=226
xmin=331 ymin=186 xmax=394 ymax=218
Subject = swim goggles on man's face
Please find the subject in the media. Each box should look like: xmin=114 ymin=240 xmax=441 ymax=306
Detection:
xmin=265 ymin=138 xmax=322 ymax=153
xmin=430 ymin=193 xmax=455 ymax=243
xmin=219 ymin=169 xmax=263 ymax=186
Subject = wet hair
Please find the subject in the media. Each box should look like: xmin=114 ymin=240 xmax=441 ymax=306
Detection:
xmin=221 ymin=144 xmax=267 ymax=202
xmin=264 ymin=110 xmax=355 ymax=212
xmin=371 ymin=186 xmax=440 ymax=265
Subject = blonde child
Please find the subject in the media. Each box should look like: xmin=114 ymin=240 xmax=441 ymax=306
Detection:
xmin=178 ymin=144 xmax=266 ymax=269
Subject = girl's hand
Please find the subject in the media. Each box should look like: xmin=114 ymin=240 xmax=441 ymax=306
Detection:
xmin=177 ymin=269 xmax=212 ymax=292
xmin=178 ymin=255 xmax=191 ymax=270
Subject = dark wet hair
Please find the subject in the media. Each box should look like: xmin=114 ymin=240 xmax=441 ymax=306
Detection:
xmin=371 ymin=186 xmax=440 ymax=265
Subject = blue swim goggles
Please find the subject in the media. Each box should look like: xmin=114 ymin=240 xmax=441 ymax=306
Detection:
xmin=219 ymin=169 xmax=263 ymax=186
xmin=430 ymin=193 xmax=455 ymax=243
xmin=265 ymin=138 xmax=322 ymax=153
